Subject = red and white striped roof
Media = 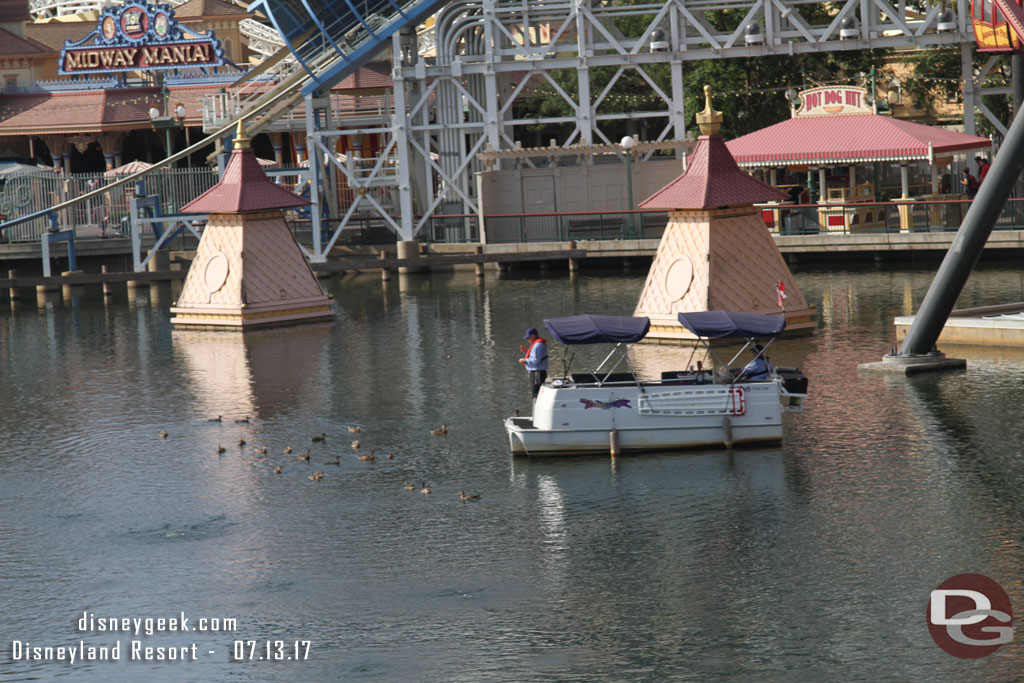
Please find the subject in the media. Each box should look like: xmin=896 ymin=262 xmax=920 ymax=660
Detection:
xmin=726 ymin=114 xmax=991 ymax=166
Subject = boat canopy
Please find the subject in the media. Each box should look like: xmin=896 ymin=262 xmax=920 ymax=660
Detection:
xmin=676 ymin=310 xmax=786 ymax=338
xmin=544 ymin=315 xmax=651 ymax=345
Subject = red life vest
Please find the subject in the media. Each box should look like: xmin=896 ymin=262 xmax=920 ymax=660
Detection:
xmin=523 ymin=337 xmax=547 ymax=362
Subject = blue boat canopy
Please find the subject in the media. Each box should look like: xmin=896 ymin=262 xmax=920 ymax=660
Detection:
xmin=676 ymin=310 xmax=786 ymax=338
xmin=544 ymin=315 xmax=651 ymax=345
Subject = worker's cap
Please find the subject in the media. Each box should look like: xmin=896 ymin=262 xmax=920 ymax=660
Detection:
xmin=524 ymin=327 xmax=538 ymax=339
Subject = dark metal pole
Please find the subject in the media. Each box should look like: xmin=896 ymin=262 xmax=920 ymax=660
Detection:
xmin=898 ymin=108 xmax=1024 ymax=355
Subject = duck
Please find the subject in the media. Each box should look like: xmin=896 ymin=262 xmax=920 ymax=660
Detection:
xmin=255 ymin=446 xmax=267 ymax=454
xmin=238 ymin=438 xmax=246 ymax=447
xmin=430 ymin=424 xmax=448 ymax=436
xmin=234 ymin=416 xmax=250 ymax=424
xmin=325 ymin=457 xmax=340 ymax=466
xmin=273 ymin=465 xmax=282 ymax=474
xmin=358 ymin=451 xmax=376 ymax=462
xmin=216 ymin=445 xmax=226 ymax=454
xmin=208 ymin=416 xmax=222 ymax=423
xmin=513 ymin=409 xmax=520 ymax=417
xmin=403 ymin=481 xmax=415 ymax=490
xmin=348 ymin=425 xmax=361 ymax=433
xmin=420 ymin=482 xmax=431 ymax=494
xmin=459 ymin=490 xmax=481 ymax=502
xmin=284 ymin=446 xmax=293 ymax=454
xmin=311 ymin=433 xmax=326 ymax=443
xmin=387 ymin=452 xmax=394 ymax=460
xmin=309 ymin=471 xmax=324 ymax=482
xmin=298 ymin=450 xmax=310 ymax=461
xmin=351 ymin=440 xmax=361 ymax=449
xmin=159 ymin=430 xmax=168 ymax=438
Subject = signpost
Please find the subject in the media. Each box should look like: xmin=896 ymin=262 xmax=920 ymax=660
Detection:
xmin=59 ymin=2 xmax=226 ymax=75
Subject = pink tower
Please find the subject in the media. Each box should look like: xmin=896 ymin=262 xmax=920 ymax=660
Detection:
xmin=634 ymin=86 xmax=815 ymax=342
xmin=169 ymin=124 xmax=335 ymax=330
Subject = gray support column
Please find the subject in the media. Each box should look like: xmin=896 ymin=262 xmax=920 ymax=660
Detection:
xmin=392 ymin=33 xmax=415 ymax=242
xmin=576 ymin=0 xmax=593 ymax=146
xmin=963 ymin=42 xmax=977 ymax=136
xmin=669 ymin=5 xmax=686 ymax=153
xmin=306 ymin=94 xmax=324 ymax=262
xmin=899 ymin=107 xmax=1024 ymax=356
xmin=483 ymin=0 xmax=503 ymax=154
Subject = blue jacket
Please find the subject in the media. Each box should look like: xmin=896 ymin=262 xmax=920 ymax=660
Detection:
xmin=741 ymin=356 xmax=772 ymax=380
xmin=523 ymin=339 xmax=549 ymax=371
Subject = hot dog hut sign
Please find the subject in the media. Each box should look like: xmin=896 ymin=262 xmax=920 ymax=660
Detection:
xmin=792 ymin=86 xmax=873 ymax=117
xmin=59 ymin=1 xmax=225 ymax=74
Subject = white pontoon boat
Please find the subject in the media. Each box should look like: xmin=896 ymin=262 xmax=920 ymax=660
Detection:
xmin=504 ymin=311 xmax=808 ymax=456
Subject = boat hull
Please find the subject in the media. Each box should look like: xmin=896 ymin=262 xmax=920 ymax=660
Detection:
xmin=505 ymin=379 xmax=794 ymax=456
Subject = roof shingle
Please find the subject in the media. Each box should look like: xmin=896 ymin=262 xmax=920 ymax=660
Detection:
xmin=0 ymin=0 xmax=29 ymax=23
xmin=0 ymin=25 xmax=49 ymax=54
xmin=639 ymin=135 xmax=785 ymax=211
xmin=182 ymin=141 xmax=310 ymax=213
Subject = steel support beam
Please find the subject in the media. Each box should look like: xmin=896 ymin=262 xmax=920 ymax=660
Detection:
xmin=898 ymin=107 xmax=1024 ymax=355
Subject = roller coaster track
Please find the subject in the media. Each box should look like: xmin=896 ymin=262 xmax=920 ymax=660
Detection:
xmin=2 ymin=0 xmax=451 ymax=235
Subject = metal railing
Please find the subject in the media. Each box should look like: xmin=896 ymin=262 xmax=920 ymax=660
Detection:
xmin=484 ymin=210 xmax=670 ymax=243
xmin=0 ymin=168 xmax=218 ymax=244
xmin=762 ymin=198 xmax=1024 ymax=234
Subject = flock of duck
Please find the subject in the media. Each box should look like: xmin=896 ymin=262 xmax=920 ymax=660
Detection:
xmin=162 ymin=418 xmax=478 ymax=502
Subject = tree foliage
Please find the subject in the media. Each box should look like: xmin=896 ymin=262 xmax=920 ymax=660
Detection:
xmin=514 ymin=3 xmax=948 ymax=142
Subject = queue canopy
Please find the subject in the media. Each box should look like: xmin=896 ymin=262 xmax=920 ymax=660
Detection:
xmin=544 ymin=315 xmax=651 ymax=345
xmin=676 ymin=311 xmax=786 ymax=338
xmin=0 ymin=162 xmax=54 ymax=179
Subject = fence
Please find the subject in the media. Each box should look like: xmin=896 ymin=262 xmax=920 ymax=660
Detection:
xmin=0 ymin=167 xmax=219 ymax=244
xmin=484 ymin=210 xmax=670 ymax=243
xmin=11 ymin=175 xmax=1024 ymax=249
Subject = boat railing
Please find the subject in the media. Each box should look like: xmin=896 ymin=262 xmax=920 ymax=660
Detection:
xmin=552 ymin=371 xmax=779 ymax=389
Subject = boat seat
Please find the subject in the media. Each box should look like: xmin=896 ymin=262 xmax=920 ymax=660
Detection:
xmin=659 ymin=371 xmax=709 ymax=385
xmin=570 ymin=372 xmax=637 ymax=384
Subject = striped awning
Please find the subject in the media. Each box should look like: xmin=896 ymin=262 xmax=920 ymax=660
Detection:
xmin=725 ymin=114 xmax=991 ymax=168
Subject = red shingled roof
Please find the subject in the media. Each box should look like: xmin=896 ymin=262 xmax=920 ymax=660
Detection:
xmin=23 ymin=21 xmax=93 ymax=50
xmin=639 ymin=134 xmax=786 ymax=211
xmin=0 ymin=89 xmax=169 ymax=134
xmin=182 ymin=143 xmax=310 ymax=213
xmin=726 ymin=114 xmax=992 ymax=166
xmin=0 ymin=0 xmax=29 ymax=22
xmin=174 ymin=0 xmax=250 ymax=19
xmin=0 ymin=25 xmax=49 ymax=54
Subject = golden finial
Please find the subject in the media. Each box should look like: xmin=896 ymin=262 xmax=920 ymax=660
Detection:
xmin=696 ymin=85 xmax=723 ymax=136
xmin=233 ymin=119 xmax=251 ymax=150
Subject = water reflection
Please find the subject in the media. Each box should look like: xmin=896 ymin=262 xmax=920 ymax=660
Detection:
xmin=171 ymin=324 xmax=331 ymax=418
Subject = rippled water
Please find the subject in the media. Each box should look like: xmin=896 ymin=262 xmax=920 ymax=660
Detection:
xmin=3 ymin=263 xmax=1024 ymax=681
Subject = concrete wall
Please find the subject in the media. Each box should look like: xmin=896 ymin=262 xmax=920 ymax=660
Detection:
xmin=476 ymin=158 xmax=684 ymax=215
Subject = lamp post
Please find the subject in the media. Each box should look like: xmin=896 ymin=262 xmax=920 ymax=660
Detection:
xmin=149 ymin=85 xmax=186 ymax=161
xmin=620 ymin=135 xmax=636 ymax=236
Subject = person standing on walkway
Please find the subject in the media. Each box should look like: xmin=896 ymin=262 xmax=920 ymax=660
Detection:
xmin=976 ymin=156 xmax=991 ymax=184
xmin=519 ymin=327 xmax=548 ymax=400
xmin=962 ymin=168 xmax=979 ymax=198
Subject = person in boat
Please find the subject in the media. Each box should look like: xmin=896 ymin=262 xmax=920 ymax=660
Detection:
xmin=518 ymin=327 xmax=549 ymax=399
xmin=740 ymin=344 xmax=773 ymax=380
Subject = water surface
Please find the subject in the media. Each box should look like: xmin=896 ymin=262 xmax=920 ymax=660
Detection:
xmin=2 ymin=263 xmax=1024 ymax=681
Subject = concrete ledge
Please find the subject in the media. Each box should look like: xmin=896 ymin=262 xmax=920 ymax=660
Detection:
xmin=858 ymin=352 xmax=966 ymax=375
xmin=895 ymin=303 xmax=1024 ymax=346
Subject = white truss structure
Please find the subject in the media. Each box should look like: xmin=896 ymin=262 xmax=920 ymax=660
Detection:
xmin=300 ymin=0 xmax=981 ymax=255
xmin=24 ymin=0 xmax=1000 ymax=254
